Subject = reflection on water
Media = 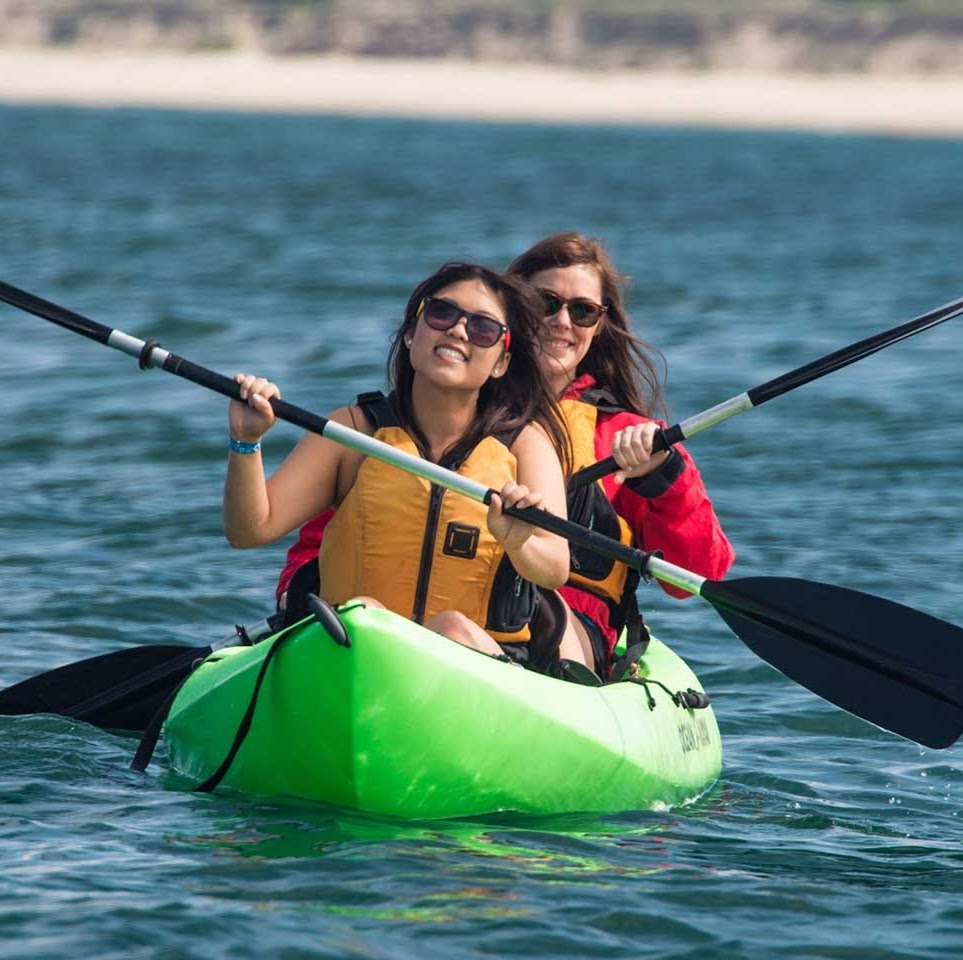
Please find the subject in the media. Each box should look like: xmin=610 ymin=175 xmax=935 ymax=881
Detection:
xmin=178 ymin=798 xmax=673 ymax=864
xmin=171 ymin=799 xmax=690 ymax=922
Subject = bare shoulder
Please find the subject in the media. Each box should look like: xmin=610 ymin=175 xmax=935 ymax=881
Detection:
xmin=284 ymin=404 xmax=372 ymax=465
xmin=330 ymin=404 xmax=375 ymax=435
xmin=322 ymin=404 xmax=373 ymax=501
xmin=509 ymin=421 xmax=554 ymax=456
xmin=293 ymin=404 xmax=373 ymax=448
xmin=510 ymin=421 xmax=566 ymax=513
xmin=511 ymin=422 xmax=565 ymax=471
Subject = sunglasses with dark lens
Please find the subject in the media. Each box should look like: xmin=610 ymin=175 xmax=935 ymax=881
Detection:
xmin=539 ymin=289 xmax=607 ymax=328
xmin=418 ymin=297 xmax=511 ymax=349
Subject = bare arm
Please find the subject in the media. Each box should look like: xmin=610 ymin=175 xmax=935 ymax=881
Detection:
xmin=223 ymin=373 xmax=362 ymax=548
xmin=488 ymin=423 xmax=570 ymax=589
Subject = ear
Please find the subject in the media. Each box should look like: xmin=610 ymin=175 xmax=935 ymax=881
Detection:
xmin=404 ymin=335 xmax=412 ymax=349
xmin=490 ymin=351 xmax=511 ymax=379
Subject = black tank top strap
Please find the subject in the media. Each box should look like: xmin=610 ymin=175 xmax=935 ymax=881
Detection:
xmin=494 ymin=422 xmax=526 ymax=450
xmin=358 ymin=388 xmax=517 ymax=460
xmin=355 ymin=390 xmax=400 ymax=431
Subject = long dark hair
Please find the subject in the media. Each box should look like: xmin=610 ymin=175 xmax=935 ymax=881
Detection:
xmin=387 ymin=262 xmax=572 ymax=472
xmin=507 ymin=232 xmax=666 ymax=418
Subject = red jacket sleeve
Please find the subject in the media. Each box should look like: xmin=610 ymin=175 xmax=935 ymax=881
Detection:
xmin=596 ymin=411 xmax=735 ymax=599
xmin=275 ymin=508 xmax=335 ymax=602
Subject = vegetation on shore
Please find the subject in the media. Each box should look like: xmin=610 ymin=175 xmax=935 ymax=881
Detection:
xmin=0 ymin=0 xmax=961 ymax=73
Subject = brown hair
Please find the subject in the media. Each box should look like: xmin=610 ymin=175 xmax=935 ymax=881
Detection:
xmin=387 ymin=261 xmax=572 ymax=472
xmin=508 ymin=232 xmax=666 ymax=418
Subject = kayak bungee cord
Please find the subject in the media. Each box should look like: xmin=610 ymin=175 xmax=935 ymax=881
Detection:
xmin=3 ymin=279 xmax=963 ymax=749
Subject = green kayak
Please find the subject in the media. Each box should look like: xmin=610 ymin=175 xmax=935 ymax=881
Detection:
xmin=164 ymin=602 xmax=722 ymax=819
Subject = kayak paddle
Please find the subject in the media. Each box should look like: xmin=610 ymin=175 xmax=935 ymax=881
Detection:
xmin=3 ymin=280 xmax=963 ymax=748
xmin=645 ymin=563 xmax=963 ymax=750
xmin=0 ymin=620 xmax=275 ymax=733
xmin=0 ymin=643 xmax=214 ymax=732
xmin=572 ymin=292 xmax=963 ymax=486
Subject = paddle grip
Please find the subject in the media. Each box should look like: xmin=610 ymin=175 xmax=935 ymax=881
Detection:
xmin=500 ymin=500 xmax=653 ymax=573
xmin=569 ymin=424 xmax=681 ymax=488
xmin=160 ymin=353 xmax=334 ymax=438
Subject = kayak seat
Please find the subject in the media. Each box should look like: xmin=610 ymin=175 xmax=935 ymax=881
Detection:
xmin=557 ymin=659 xmax=602 ymax=687
xmin=524 ymin=587 xmax=569 ymax=675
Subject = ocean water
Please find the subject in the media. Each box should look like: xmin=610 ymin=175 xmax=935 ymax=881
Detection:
xmin=1 ymin=103 xmax=963 ymax=959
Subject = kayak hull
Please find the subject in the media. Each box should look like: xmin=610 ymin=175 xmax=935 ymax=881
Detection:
xmin=164 ymin=604 xmax=722 ymax=819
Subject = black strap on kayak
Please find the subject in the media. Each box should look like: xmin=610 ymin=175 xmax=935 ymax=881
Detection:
xmin=130 ymin=677 xmax=191 ymax=772
xmin=525 ymin=587 xmax=569 ymax=674
xmin=605 ymin=643 xmax=710 ymax=709
xmin=195 ymin=597 xmax=351 ymax=794
xmin=130 ymin=622 xmax=263 ymax=773
xmin=556 ymin=659 xmax=602 ymax=686
xmin=607 ymin=642 xmax=650 ymax=684
xmin=193 ymin=629 xmax=291 ymax=793
xmin=627 ymin=676 xmax=711 ymax=712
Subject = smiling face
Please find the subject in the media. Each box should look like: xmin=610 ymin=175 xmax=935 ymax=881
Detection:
xmin=407 ymin=278 xmax=511 ymax=389
xmin=529 ymin=264 xmax=605 ymax=395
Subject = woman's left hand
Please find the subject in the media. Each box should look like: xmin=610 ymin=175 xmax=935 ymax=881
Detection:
xmin=487 ymin=480 xmax=544 ymax=552
xmin=610 ymin=422 xmax=670 ymax=485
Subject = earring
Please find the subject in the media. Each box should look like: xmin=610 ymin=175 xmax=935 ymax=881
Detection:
xmin=404 ymin=336 xmax=412 ymax=348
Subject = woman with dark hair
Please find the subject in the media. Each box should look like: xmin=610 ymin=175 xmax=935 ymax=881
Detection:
xmin=224 ymin=261 xmax=572 ymax=659
xmin=275 ymin=236 xmax=734 ymax=677
xmin=507 ymin=232 xmax=734 ymax=675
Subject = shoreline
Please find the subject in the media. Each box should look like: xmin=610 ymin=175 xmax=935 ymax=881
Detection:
xmin=1 ymin=47 xmax=962 ymax=138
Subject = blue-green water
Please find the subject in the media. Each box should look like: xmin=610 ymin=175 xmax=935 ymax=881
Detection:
xmin=2 ymin=103 xmax=963 ymax=958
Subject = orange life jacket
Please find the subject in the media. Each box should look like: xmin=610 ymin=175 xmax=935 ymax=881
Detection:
xmin=318 ymin=392 xmax=536 ymax=643
xmin=560 ymin=390 xmax=644 ymax=644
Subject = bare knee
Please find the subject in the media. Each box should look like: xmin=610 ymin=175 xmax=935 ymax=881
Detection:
xmin=425 ymin=610 xmax=503 ymax=656
xmin=350 ymin=595 xmax=386 ymax=609
xmin=557 ymin=607 xmax=593 ymax=670
xmin=426 ymin=610 xmax=480 ymax=647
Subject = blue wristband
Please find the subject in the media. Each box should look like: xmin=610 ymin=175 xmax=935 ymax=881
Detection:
xmin=229 ymin=437 xmax=261 ymax=455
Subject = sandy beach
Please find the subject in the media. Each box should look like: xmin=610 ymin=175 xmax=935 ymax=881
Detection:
xmin=1 ymin=47 xmax=962 ymax=138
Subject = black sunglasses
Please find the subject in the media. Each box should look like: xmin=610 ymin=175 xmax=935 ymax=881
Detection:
xmin=418 ymin=297 xmax=511 ymax=349
xmin=539 ymin=289 xmax=607 ymax=328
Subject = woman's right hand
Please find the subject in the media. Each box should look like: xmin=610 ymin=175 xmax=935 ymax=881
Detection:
xmin=610 ymin=421 xmax=670 ymax=485
xmin=229 ymin=373 xmax=281 ymax=443
xmin=487 ymin=480 xmax=543 ymax=553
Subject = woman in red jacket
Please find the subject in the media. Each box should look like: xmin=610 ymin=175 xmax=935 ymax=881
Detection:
xmin=506 ymin=233 xmax=734 ymax=674
xmin=276 ymin=234 xmax=734 ymax=677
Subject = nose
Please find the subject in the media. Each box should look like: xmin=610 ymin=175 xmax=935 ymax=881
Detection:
xmin=547 ymin=304 xmax=572 ymax=328
xmin=446 ymin=314 xmax=471 ymax=340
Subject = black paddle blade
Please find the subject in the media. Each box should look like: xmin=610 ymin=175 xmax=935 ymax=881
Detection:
xmin=703 ymin=577 xmax=963 ymax=749
xmin=0 ymin=644 xmax=211 ymax=734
